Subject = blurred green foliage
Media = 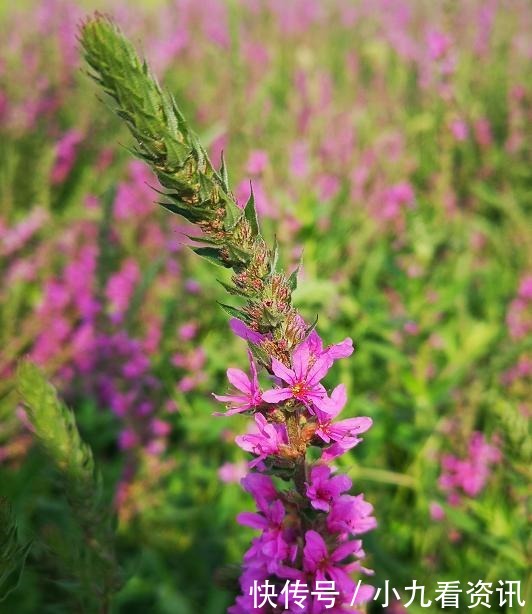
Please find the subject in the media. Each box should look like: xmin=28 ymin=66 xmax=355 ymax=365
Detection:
xmin=0 ymin=1 xmax=530 ymax=613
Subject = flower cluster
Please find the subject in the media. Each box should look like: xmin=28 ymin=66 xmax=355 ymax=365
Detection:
xmin=506 ymin=274 xmax=532 ymax=341
xmin=438 ymin=432 xmax=501 ymax=507
xmin=215 ymin=325 xmax=376 ymax=612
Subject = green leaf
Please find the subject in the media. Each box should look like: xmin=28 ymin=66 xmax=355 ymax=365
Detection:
xmin=219 ymin=151 xmax=230 ymax=192
xmin=224 ymin=197 xmax=243 ymax=232
xmin=192 ymin=247 xmax=231 ymax=268
xmin=16 ymin=361 xmax=122 ymax=603
xmin=287 ymin=267 xmax=299 ymax=292
xmin=0 ymin=499 xmax=32 ymax=603
xmin=217 ymin=302 xmax=245 ymax=320
xmin=244 ymin=182 xmax=260 ymax=236
xmin=217 ymin=279 xmax=240 ymax=295
xmin=305 ymin=314 xmax=319 ymax=336
xmin=270 ymin=236 xmax=279 ymax=272
xmin=158 ymin=200 xmax=204 ymax=224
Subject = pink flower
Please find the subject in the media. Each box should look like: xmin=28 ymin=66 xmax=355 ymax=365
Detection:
xmin=303 ymin=530 xmax=366 ymax=594
xmin=241 ymin=472 xmax=279 ymax=511
xmin=178 ymin=322 xmax=198 ymax=341
xmin=438 ymin=432 xmax=501 ymax=503
xmin=0 ymin=207 xmax=48 ymax=256
xmin=302 ymin=330 xmax=354 ymax=368
xmin=238 ymin=498 xmax=297 ymax=574
xmin=518 ymin=275 xmax=532 ymax=300
xmin=314 ymin=385 xmax=372 ymax=459
xmin=327 ymin=494 xmax=377 ymax=536
xmin=218 ymin=461 xmax=248 ymax=484
xmin=213 ymin=351 xmax=262 ymax=416
xmin=51 ymin=129 xmax=83 ymax=184
xmin=306 ymin=465 xmax=352 ymax=512
xmin=474 ymin=118 xmax=492 ymax=148
xmin=118 ymin=428 xmax=138 ymax=450
xmin=262 ymin=349 xmax=333 ymax=414
xmin=238 ymin=498 xmax=284 ymax=531
xmin=235 ymin=414 xmax=288 ymax=467
xmin=403 ymin=321 xmax=419 ymax=335
xmin=246 ymin=149 xmax=269 ymax=175
xmin=150 ymin=419 xmax=171 ymax=437
xmin=451 ymin=119 xmax=469 ymax=141
xmin=229 ymin=318 xmax=266 ymax=345
xmin=426 ymin=29 xmax=452 ymax=61
xmin=290 ymin=141 xmax=310 ymax=179
xmin=105 ymin=259 xmax=140 ymax=321
xmin=316 ymin=174 xmax=340 ymax=201
xmin=429 ymin=502 xmax=445 ymax=521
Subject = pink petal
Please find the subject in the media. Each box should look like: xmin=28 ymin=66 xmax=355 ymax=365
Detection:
xmin=237 ymin=512 xmax=268 ymax=529
xmin=310 ymin=465 xmax=330 ymax=483
xmin=292 ymin=343 xmax=310 ymax=380
xmin=314 ymin=426 xmax=331 ymax=443
xmin=327 ymin=337 xmax=354 ymax=360
xmin=329 ymin=473 xmax=353 ymax=493
xmin=270 ymin=357 xmax=296 ymax=384
xmin=212 ymin=393 xmax=244 ymax=404
xmin=333 ymin=417 xmax=372 ymax=437
xmin=213 ymin=406 xmax=251 ymax=416
xmin=262 ymin=387 xmax=293 ymax=403
xmin=311 ymin=393 xmax=336 ymax=415
xmin=304 ymin=530 xmax=328 ymax=568
xmin=247 ymin=350 xmax=259 ymax=389
xmin=229 ymin=318 xmax=264 ymax=344
xmin=321 ymin=442 xmax=348 ymax=461
xmin=332 ymin=539 xmax=364 ymax=562
xmin=330 ymin=384 xmax=347 ymax=409
xmin=226 ymin=368 xmax=252 ymax=393
xmin=306 ymin=355 xmax=330 ymax=386
xmin=306 ymin=330 xmax=324 ymax=354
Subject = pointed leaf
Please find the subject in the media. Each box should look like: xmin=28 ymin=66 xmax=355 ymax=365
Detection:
xmin=192 ymin=247 xmax=231 ymax=268
xmin=219 ymin=151 xmax=230 ymax=192
xmin=218 ymin=302 xmax=245 ymax=319
xmin=305 ymin=314 xmax=319 ymax=336
xmin=244 ymin=182 xmax=260 ymax=236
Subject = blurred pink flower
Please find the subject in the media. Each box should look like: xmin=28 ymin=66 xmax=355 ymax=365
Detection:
xmin=451 ymin=119 xmax=469 ymax=142
xmin=246 ymin=150 xmax=269 ymax=176
xmin=51 ymin=130 xmax=83 ymax=184
xmin=218 ymin=461 xmax=248 ymax=484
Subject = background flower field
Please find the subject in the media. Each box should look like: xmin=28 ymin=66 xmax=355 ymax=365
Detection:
xmin=0 ymin=0 xmax=530 ymax=612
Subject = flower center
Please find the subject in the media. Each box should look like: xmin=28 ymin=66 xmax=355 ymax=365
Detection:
xmin=290 ymin=382 xmax=306 ymax=397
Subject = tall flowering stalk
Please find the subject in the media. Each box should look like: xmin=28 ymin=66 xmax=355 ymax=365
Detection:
xmin=80 ymin=16 xmax=376 ymax=612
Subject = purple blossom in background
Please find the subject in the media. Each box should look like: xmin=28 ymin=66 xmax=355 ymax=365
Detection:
xmin=105 ymin=259 xmax=140 ymax=323
xmin=218 ymin=461 xmax=248 ymax=484
xmin=0 ymin=207 xmax=48 ymax=257
xmin=51 ymin=129 xmax=83 ymax=184
xmin=246 ymin=149 xmax=269 ymax=175
xmin=438 ymin=432 xmax=501 ymax=505
xmin=236 ymin=178 xmax=276 ymax=218
xmin=506 ymin=273 xmax=532 ymax=340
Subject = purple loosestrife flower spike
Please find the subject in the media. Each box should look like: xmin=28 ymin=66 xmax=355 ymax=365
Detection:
xmin=80 ymin=18 xmax=376 ymax=611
